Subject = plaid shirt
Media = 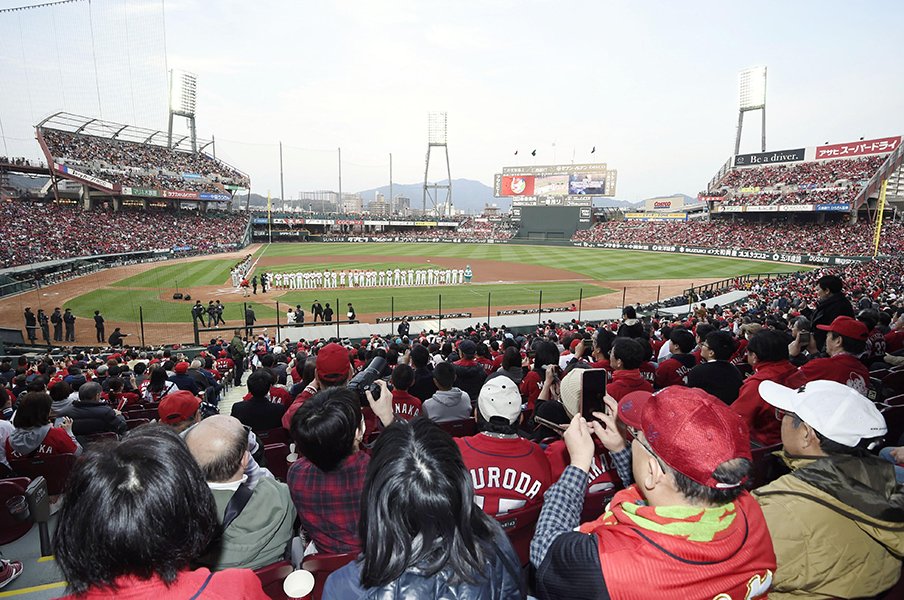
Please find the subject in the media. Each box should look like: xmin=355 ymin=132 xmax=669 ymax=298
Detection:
xmin=287 ymin=451 xmax=369 ymax=554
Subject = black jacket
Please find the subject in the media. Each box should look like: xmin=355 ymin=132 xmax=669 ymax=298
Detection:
xmin=61 ymin=401 xmax=127 ymax=436
xmin=409 ymin=366 xmax=438 ymax=402
xmin=324 ymin=525 xmax=524 ymax=599
xmin=686 ymin=360 xmax=744 ymax=405
xmin=231 ymin=397 xmax=287 ymax=432
xmin=811 ymin=293 xmax=855 ymax=349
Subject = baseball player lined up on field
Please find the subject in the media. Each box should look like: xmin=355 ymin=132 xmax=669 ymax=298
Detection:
xmin=269 ymin=267 xmax=469 ymax=289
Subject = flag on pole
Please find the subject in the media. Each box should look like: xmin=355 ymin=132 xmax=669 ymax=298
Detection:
xmin=591 ymin=146 xmax=596 ymax=154
xmin=531 ymin=149 xmax=536 ymax=156
xmin=514 ymin=150 xmax=519 ymax=155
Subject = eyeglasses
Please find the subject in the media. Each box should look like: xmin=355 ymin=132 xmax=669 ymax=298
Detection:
xmin=774 ymin=408 xmax=797 ymax=422
xmin=626 ymin=425 xmax=669 ymax=474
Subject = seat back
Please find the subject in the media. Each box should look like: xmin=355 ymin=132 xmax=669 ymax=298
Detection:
xmin=747 ymin=443 xmax=787 ymax=490
xmin=125 ymin=418 xmax=150 ymax=430
xmin=254 ymin=559 xmax=295 ymax=600
xmin=882 ymin=405 xmax=904 ymax=448
xmin=580 ymin=487 xmax=620 ymax=523
xmin=301 ymin=552 xmax=357 ymax=600
xmin=264 ymin=443 xmax=291 ymax=481
xmin=883 ymin=393 xmax=904 ymax=408
xmin=437 ymin=418 xmax=477 ymax=437
xmin=125 ymin=409 xmax=159 ymax=421
xmin=883 ymin=371 xmax=904 ymax=396
xmin=256 ymin=427 xmax=290 ymax=445
xmin=9 ymin=453 xmax=76 ymax=495
xmin=0 ymin=477 xmax=33 ymax=545
xmin=78 ymin=431 xmax=119 ymax=447
xmin=493 ymin=501 xmax=542 ymax=566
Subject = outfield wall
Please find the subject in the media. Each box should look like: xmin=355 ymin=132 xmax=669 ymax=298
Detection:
xmin=306 ymin=236 xmax=874 ymax=267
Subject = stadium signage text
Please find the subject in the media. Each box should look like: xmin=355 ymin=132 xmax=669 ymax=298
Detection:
xmin=497 ymin=307 xmax=573 ymax=316
xmin=575 ymin=241 xmax=869 ymax=267
xmin=734 ymin=148 xmax=805 ymax=167
xmin=375 ymin=312 xmax=471 ymax=323
xmin=55 ymin=164 xmax=114 ymax=190
xmin=815 ymin=136 xmax=900 ymax=160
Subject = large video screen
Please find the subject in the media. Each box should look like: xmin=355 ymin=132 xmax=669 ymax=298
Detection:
xmin=494 ymin=164 xmax=616 ymax=197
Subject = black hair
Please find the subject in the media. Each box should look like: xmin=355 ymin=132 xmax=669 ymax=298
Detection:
xmin=829 ymin=331 xmax=866 ymax=355
xmin=433 ymin=362 xmax=456 ymax=390
xmin=13 ymin=392 xmax=52 ymax=428
xmin=358 ymin=419 xmax=499 ymax=588
xmin=410 ymin=344 xmax=430 ymax=368
xmin=817 ymin=274 xmax=843 ymax=295
xmin=669 ymin=329 xmax=696 ymax=354
xmin=705 ymin=331 xmax=736 ymax=361
xmin=694 ymin=324 xmax=715 ymax=343
xmin=49 ymin=381 xmax=73 ymax=402
xmin=532 ymin=341 xmax=560 ymax=372
xmin=501 ymin=347 xmax=521 ymax=371
xmin=623 ymin=305 xmax=637 ymax=319
xmin=391 ymin=364 xmax=414 ymax=391
xmin=670 ymin=458 xmax=751 ymax=505
xmin=300 ymin=356 xmax=318 ymax=389
xmin=260 ymin=354 xmax=275 ymax=368
xmin=594 ymin=328 xmax=616 ymax=357
xmin=611 ymin=337 xmax=644 ymax=370
xmin=247 ymin=369 xmax=272 ymax=398
xmin=291 ymin=387 xmax=361 ymax=472
xmin=54 ymin=425 xmax=219 ymax=595
xmin=107 ymin=377 xmax=124 ymax=393
xmin=857 ymin=309 xmax=880 ymax=332
xmin=147 ymin=367 xmax=169 ymax=393
xmin=747 ymin=329 xmax=790 ymax=363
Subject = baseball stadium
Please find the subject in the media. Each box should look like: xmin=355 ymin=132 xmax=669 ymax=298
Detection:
xmin=1 ymin=1 xmax=903 ymax=600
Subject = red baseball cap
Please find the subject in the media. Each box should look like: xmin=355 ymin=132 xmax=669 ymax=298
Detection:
xmin=158 ymin=390 xmax=202 ymax=424
xmin=174 ymin=361 xmax=189 ymax=374
xmin=816 ymin=316 xmax=868 ymax=342
xmin=316 ymin=343 xmax=350 ymax=383
xmin=619 ymin=387 xmax=752 ymax=489
xmin=569 ymin=338 xmax=582 ymax=351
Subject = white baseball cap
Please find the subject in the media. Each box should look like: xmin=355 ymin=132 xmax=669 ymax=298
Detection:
xmin=758 ymin=380 xmax=886 ymax=447
xmin=477 ymin=376 xmax=522 ymax=424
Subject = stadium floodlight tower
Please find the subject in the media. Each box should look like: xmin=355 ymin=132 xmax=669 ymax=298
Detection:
xmin=168 ymin=69 xmax=198 ymax=152
xmin=734 ymin=66 xmax=767 ymax=156
xmin=423 ymin=112 xmax=452 ymax=216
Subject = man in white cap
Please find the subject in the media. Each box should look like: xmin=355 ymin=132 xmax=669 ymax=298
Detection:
xmin=754 ymin=380 xmax=904 ymax=599
xmin=454 ymin=376 xmax=552 ymax=517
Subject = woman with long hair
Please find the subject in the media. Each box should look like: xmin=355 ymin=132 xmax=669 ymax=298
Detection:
xmin=142 ymin=366 xmax=176 ymax=403
xmin=324 ymin=419 xmax=524 ymax=598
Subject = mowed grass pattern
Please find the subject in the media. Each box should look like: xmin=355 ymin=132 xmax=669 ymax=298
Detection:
xmin=66 ymin=243 xmax=806 ymax=323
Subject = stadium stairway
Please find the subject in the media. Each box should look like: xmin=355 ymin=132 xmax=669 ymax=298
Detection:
xmin=0 ymin=513 xmax=66 ymax=599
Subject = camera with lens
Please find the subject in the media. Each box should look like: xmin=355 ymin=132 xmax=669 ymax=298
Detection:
xmin=347 ymin=356 xmax=392 ymax=405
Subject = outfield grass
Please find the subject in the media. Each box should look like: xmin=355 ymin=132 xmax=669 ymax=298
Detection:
xmin=259 ymin=243 xmax=792 ymax=281
xmin=66 ymin=243 xmax=808 ymax=324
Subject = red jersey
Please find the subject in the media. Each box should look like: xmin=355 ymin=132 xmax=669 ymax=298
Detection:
xmin=242 ymin=385 xmax=293 ymax=408
xmin=519 ymin=370 xmax=543 ymax=411
xmin=391 ymin=388 xmax=422 ymax=420
xmin=655 ymin=355 xmax=696 ymax=389
xmin=215 ymin=357 xmax=235 ymax=373
xmin=639 ymin=361 xmax=656 ymax=385
xmin=886 ymin=330 xmax=904 ymax=354
xmin=282 ymin=387 xmax=316 ymax=430
xmin=476 ymin=357 xmax=497 ymax=375
xmin=581 ymin=487 xmax=775 ymax=600
xmin=731 ymin=360 xmax=798 ymax=446
xmin=545 ymin=439 xmax=622 ymax=494
xmin=455 ymin=433 xmax=552 ymax=516
xmin=6 ymin=427 xmax=78 ymax=459
xmin=785 ymin=353 xmax=870 ymax=396
xmin=607 ymin=369 xmax=654 ymax=401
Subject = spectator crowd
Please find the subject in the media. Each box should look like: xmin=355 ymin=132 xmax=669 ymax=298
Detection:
xmin=39 ymin=128 xmax=249 ymax=192
xmin=573 ymin=217 xmax=904 ymax=256
xmin=0 ymin=201 xmax=249 ymax=268
xmin=1 ymin=249 xmax=903 ymax=598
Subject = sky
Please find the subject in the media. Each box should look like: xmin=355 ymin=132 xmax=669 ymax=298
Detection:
xmin=0 ymin=0 xmax=902 ymax=203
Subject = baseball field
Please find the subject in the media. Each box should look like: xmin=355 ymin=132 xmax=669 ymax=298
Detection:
xmin=0 ymin=242 xmax=805 ymax=345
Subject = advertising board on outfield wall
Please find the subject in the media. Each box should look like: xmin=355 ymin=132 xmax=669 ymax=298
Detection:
xmin=494 ymin=164 xmax=618 ymax=198
xmin=572 ymin=241 xmax=870 ymax=266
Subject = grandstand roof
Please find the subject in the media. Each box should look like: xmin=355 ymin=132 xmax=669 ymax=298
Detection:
xmin=37 ymin=112 xmax=212 ymax=153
